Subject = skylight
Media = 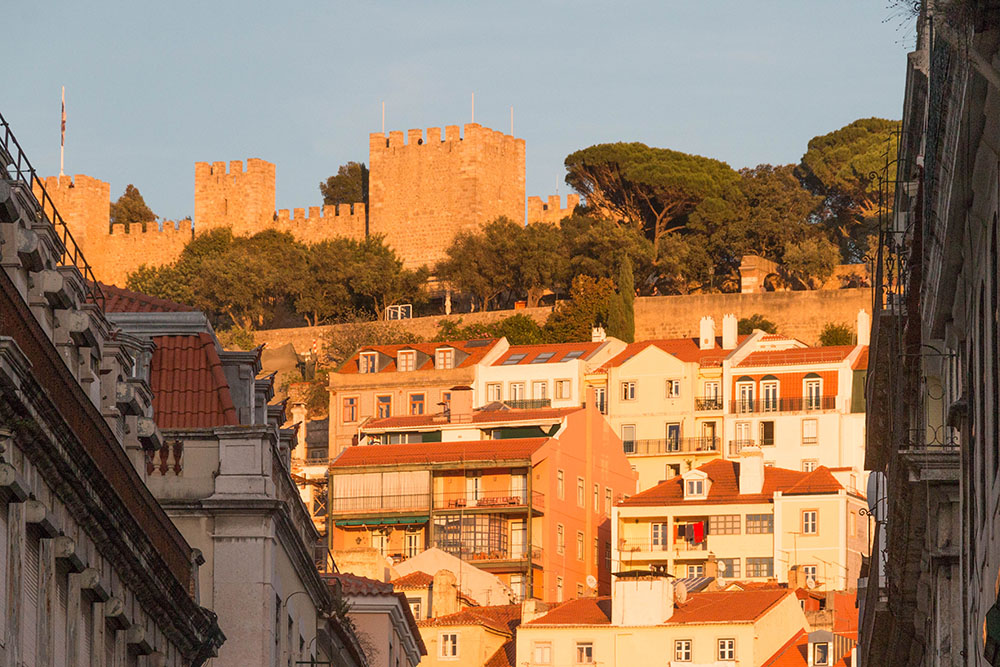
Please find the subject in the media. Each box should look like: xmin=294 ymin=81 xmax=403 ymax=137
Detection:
xmin=531 ymin=352 xmax=555 ymax=364
xmin=466 ymin=339 xmax=492 ymax=347
xmin=502 ymin=353 xmax=527 ymax=365
xmin=563 ymin=350 xmax=585 ymax=360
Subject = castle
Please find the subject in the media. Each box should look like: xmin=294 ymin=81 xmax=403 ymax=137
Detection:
xmin=38 ymin=122 xmax=581 ymax=286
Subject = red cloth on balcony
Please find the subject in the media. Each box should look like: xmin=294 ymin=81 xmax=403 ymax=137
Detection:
xmin=693 ymin=522 xmax=704 ymax=543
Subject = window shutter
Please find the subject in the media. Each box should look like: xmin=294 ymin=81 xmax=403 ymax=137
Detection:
xmin=22 ymin=535 xmax=39 ymax=664
xmin=0 ymin=505 xmax=7 ymax=631
xmin=55 ymin=569 xmax=69 ymax=665
xmin=105 ymin=620 xmax=116 ymax=666
xmin=82 ymin=603 xmax=94 ymax=665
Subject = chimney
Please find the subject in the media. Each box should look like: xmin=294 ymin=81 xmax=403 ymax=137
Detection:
xmin=431 ymin=569 xmax=460 ymax=617
xmin=722 ymin=313 xmax=738 ymax=349
xmin=612 ymin=576 xmax=674 ymax=625
xmin=699 ymin=316 xmax=716 ymax=350
xmin=448 ymin=386 xmax=474 ymax=423
xmin=704 ymin=554 xmax=719 ymax=579
xmin=738 ymin=446 xmax=764 ymax=495
xmin=856 ymin=309 xmax=871 ymax=346
xmin=788 ymin=564 xmax=802 ymax=590
xmin=592 ymin=326 xmax=607 ymax=342
xmin=521 ymin=598 xmax=550 ymax=624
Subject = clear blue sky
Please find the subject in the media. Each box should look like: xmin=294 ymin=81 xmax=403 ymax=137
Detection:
xmin=3 ymin=1 xmax=911 ymax=221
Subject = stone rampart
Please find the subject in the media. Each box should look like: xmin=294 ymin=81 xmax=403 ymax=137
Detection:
xmin=527 ymin=193 xmax=580 ymax=224
xmin=271 ymin=204 xmax=366 ymax=241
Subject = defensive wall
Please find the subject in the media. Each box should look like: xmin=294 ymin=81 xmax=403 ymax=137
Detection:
xmin=253 ymin=288 xmax=872 ymax=356
xmin=527 ymin=194 xmax=580 ymax=224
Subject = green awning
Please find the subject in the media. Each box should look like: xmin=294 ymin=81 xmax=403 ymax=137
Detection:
xmin=335 ymin=516 xmax=428 ymax=527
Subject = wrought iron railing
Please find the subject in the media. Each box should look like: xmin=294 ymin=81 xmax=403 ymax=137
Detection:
xmin=695 ymin=397 xmax=724 ymax=411
xmin=728 ymin=439 xmax=756 ymax=456
xmin=618 ymin=538 xmax=708 ymax=553
xmin=623 ymin=437 xmax=719 ymax=455
xmin=328 ymin=493 xmax=429 ymax=513
xmin=730 ymin=396 xmax=836 ymax=414
xmin=432 ymin=541 xmax=542 ymax=563
xmin=434 ymin=490 xmax=544 ymax=510
xmin=503 ymin=399 xmax=551 ymax=410
xmin=0 ymin=111 xmax=104 ymax=309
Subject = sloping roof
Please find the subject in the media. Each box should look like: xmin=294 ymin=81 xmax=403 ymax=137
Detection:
xmin=391 ymin=572 xmax=434 ymax=589
xmin=363 ymin=405 xmax=580 ymax=431
xmin=150 ymin=334 xmax=238 ymax=429
xmin=851 ymin=346 xmax=869 ymax=370
xmin=491 ymin=342 xmax=603 ymax=365
xmin=735 ymin=345 xmax=856 ymax=368
xmin=484 ymin=640 xmax=517 ymax=667
xmin=619 ymin=459 xmax=843 ymax=506
xmin=331 ymin=438 xmax=549 ymax=468
xmin=527 ymin=589 xmax=792 ymax=626
xmin=99 ymin=283 xmax=196 ymax=313
xmin=601 ymin=337 xmax=745 ymax=369
xmin=326 ymin=572 xmax=395 ymax=596
xmin=417 ymin=605 xmax=520 ymax=635
xmin=338 ymin=339 xmax=501 ymax=374
xmin=765 ymin=629 xmax=853 ymax=666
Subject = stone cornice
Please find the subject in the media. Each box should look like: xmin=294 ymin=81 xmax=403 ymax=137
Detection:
xmin=106 ymin=311 xmax=214 ymax=338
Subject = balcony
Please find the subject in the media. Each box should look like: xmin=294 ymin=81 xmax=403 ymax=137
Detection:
xmin=695 ymin=397 xmax=724 ymax=411
xmin=329 ymin=493 xmax=429 ymax=515
xmin=503 ymin=399 xmax=551 ymax=410
xmin=617 ymin=538 xmax=708 ymax=556
xmin=432 ymin=541 xmax=543 ymax=565
xmin=434 ymin=490 xmax=545 ymax=512
xmin=728 ymin=439 xmax=756 ymax=456
xmin=623 ymin=437 xmax=720 ymax=456
xmin=730 ymin=396 xmax=837 ymax=414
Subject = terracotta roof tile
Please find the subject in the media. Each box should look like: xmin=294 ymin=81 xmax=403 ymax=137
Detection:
xmin=526 ymin=597 xmax=612 ymax=625
xmin=391 ymin=572 xmax=434 ymax=589
xmin=484 ymin=640 xmax=516 ymax=667
xmin=331 ymin=438 xmax=549 ymax=468
xmin=492 ymin=342 xmax=604 ymax=366
xmin=364 ymin=406 xmax=580 ymax=431
xmin=620 ymin=459 xmax=843 ymax=506
xmin=851 ymin=346 xmax=869 ymax=370
xmin=150 ymin=334 xmax=238 ymax=429
xmin=99 ymin=283 xmax=197 ymax=313
xmin=765 ymin=629 xmax=854 ymax=666
xmin=325 ymin=572 xmax=395 ymax=596
xmin=338 ymin=339 xmax=501 ymax=374
xmin=417 ymin=605 xmax=521 ymax=635
xmin=601 ymin=337 xmax=745 ymax=370
xmin=736 ymin=346 xmax=856 ymax=368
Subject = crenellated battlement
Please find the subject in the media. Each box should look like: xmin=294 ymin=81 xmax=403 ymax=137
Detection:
xmin=369 ymin=123 xmax=524 ymax=155
xmin=107 ymin=219 xmax=194 ymax=235
xmin=274 ymin=203 xmax=366 ymax=223
xmin=527 ymin=193 xmax=581 ymax=224
xmin=194 ymin=158 xmax=275 ymax=178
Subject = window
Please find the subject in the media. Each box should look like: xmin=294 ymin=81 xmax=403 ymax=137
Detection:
xmin=805 ymin=378 xmax=822 ymax=409
xmin=533 ymin=642 xmax=553 ymax=664
xmin=621 ymin=381 xmax=636 ymax=400
xmin=802 ymin=510 xmax=818 ymax=534
xmin=759 ymin=420 xmax=775 ymax=446
xmin=593 ymin=483 xmax=599 ymax=511
xmin=359 ymin=352 xmax=377 ymax=373
xmin=746 ymin=557 xmax=774 ymax=577
xmin=442 ymin=391 xmax=452 ymax=412
xmin=564 ymin=350 xmax=585 ymax=360
xmin=651 ymin=522 xmax=669 ymax=549
xmin=736 ymin=381 xmax=755 ymax=412
xmin=342 ymin=396 xmax=358 ymax=423
xmin=814 ymin=643 xmax=830 ymax=665
xmin=532 ymin=380 xmax=548 ymax=399
xmin=802 ymin=564 xmax=818 ymax=582
xmin=407 ymin=598 xmax=422 ymax=621
xmin=486 ymin=383 xmax=502 ymax=402
xmin=746 ymin=514 xmax=774 ymax=534
xmin=371 ymin=533 xmax=387 ymax=555
xmin=405 ymin=533 xmax=420 ymax=557
xmin=594 ymin=386 xmax=607 ymax=413
xmin=532 ymin=351 xmax=555 ymax=364
xmin=439 ymin=633 xmax=459 ymax=659
xmin=466 ymin=474 xmax=482 ymax=502
xmin=576 ymin=531 xmax=585 ymax=560
xmin=621 ymin=424 xmax=636 ymax=454
xmin=577 ymin=582 xmax=584 ymax=598
xmin=734 ymin=421 xmax=752 ymax=450
xmin=718 ymin=558 xmax=741 ymax=578
xmin=666 ymin=423 xmax=681 ymax=450
xmin=397 ymin=351 xmax=416 ymax=372
xmin=685 ymin=479 xmax=704 ymax=497
xmin=502 ymin=353 xmax=527 ymax=365
xmin=594 ymin=537 xmax=599 ymax=564
xmin=709 ymin=515 xmax=740 ymax=535
xmin=376 ymin=395 xmax=391 ymax=418
xmin=556 ymin=577 xmax=564 ymax=602
xmin=577 ymin=477 xmax=585 ymax=507
xmin=509 ymin=382 xmax=525 ymax=400
xmin=557 ymin=525 xmax=565 ymax=554
xmin=605 ymin=487 xmax=612 ymax=513
xmin=409 ymin=393 xmax=425 ymax=415
xmin=802 ymin=419 xmax=818 ymax=444
xmin=718 ymin=638 xmax=735 ymax=660
xmin=557 ymin=470 xmax=565 ymax=499
xmin=605 ymin=541 xmax=611 ymax=569
xmin=762 ymin=381 xmax=779 ymax=411
xmin=802 ymin=459 xmax=818 ymax=472
xmin=556 ymin=379 xmax=572 ymax=399
xmin=510 ymin=575 xmax=525 ymax=603
xmin=666 ymin=379 xmax=681 ymax=398
xmin=575 ymin=642 xmax=594 ymax=664
xmin=687 ymin=564 xmax=704 ymax=577
xmin=436 ymin=348 xmax=454 ymax=369
xmin=674 ymin=639 xmax=692 ymax=661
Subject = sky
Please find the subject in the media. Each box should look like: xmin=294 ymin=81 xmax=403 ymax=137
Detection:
xmin=3 ymin=1 xmax=913 ymax=221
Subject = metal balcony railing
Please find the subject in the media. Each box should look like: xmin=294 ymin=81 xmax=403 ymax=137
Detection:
xmin=432 ymin=541 xmax=542 ymax=563
xmin=0 ymin=111 xmax=104 ymax=309
xmin=695 ymin=397 xmax=724 ymax=411
xmin=623 ymin=437 xmax=720 ymax=455
xmin=329 ymin=493 xmax=429 ymax=514
xmin=618 ymin=538 xmax=708 ymax=553
xmin=434 ymin=490 xmax=544 ymax=511
xmin=728 ymin=439 xmax=757 ymax=456
xmin=730 ymin=396 xmax=837 ymax=414
xmin=504 ymin=399 xmax=551 ymax=410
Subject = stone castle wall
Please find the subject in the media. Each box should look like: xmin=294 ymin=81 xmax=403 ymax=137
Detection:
xmin=368 ymin=123 xmax=525 ymax=268
xmin=527 ymin=194 xmax=580 ymax=224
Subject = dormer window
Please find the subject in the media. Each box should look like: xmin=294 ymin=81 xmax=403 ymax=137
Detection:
xmin=397 ymin=350 xmax=416 ymax=372
xmin=685 ymin=480 xmax=704 ymax=497
xmin=814 ymin=643 xmax=830 ymax=665
xmin=681 ymin=470 xmax=709 ymax=499
xmin=359 ymin=352 xmax=378 ymax=374
xmin=436 ymin=348 xmax=455 ymax=369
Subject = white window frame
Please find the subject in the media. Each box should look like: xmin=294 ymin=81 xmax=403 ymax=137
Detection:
xmin=736 ymin=381 xmax=755 ymax=412
xmin=576 ymin=531 xmax=585 ymax=560
xmin=486 ymin=383 xmax=502 ymax=402
xmin=674 ymin=639 xmax=692 ymax=661
xmin=532 ymin=380 xmax=549 ymax=400
xmin=685 ymin=479 xmax=705 ymax=498
xmin=509 ymin=382 xmax=525 ymax=401
xmin=620 ymin=381 xmax=636 ymax=401
xmin=359 ymin=352 xmax=377 ymax=374
xmin=435 ymin=348 xmax=454 ymax=369
xmin=439 ymin=632 xmax=459 ymax=659
xmin=804 ymin=378 xmax=822 ymax=409
xmin=815 ymin=642 xmax=831 ymax=665
xmin=555 ymin=379 xmax=572 ymax=399
xmin=761 ymin=380 xmax=779 ymax=412
xmin=666 ymin=378 xmax=681 ymax=398
xmin=802 ymin=418 xmax=818 ymax=444
xmin=802 ymin=510 xmax=818 ymax=534
xmin=575 ymin=641 xmax=594 ymax=664
xmin=557 ymin=469 xmax=565 ymax=500
xmin=718 ymin=638 xmax=736 ymax=660
xmin=557 ymin=524 xmax=565 ymax=554
xmin=577 ymin=477 xmax=585 ymax=507
xmin=397 ymin=350 xmax=416 ymax=372
xmin=533 ymin=641 xmax=553 ymax=665
xmin=556 ymin=577 xmax=564 ymax=602
xmin=802 ymin=459 xmax=818 ymax=472
xmin=687 ymin=564 xmax=704 ymax=577
xmin=594 ymin=386 xmax=607 ymax=413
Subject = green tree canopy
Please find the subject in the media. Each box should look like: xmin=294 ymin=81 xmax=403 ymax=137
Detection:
xmin=320 ymin=161 xmax=369 ymax=205
xmin=110 ymin=184 xmax=157 ymax=232
xmin=543 ymin=275 xmax=616 ymax=343
xmin=738 ymin=314 xmax=777 ymax=335
xmin=819 ymin=322 xmax=855 ymax=346
xmin=434 ymin=314 xmax=547 ymax=345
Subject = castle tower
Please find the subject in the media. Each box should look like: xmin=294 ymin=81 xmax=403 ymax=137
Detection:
xmin=194 ymin=158 xmax=276 ymax=235
xmin=32 ymin=174 xmax=111 ymax=262
xmin=367 ymin=123 xmax=526 ymax=269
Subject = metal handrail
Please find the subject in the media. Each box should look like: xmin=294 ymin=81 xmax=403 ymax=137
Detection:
xmin=730 ymin=395 xmax=837 ymax=414
xmin=623 ymin=437 xmax=720 ymax=455
xmin=0 ymin=111 xmax=104 ymax=309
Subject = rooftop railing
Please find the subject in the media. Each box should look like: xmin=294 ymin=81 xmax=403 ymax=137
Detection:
xmin=503 ymin=399 xmax=551 ymax=410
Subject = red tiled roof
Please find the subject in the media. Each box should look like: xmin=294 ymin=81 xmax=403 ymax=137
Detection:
xmin=325 ymin=572 xmax=395 ymax=596
xmin=736 ymin=345 xmax=856 ymax=368
xmin=331 ymin=438 xmax=549 ymax=468
xmin=150 ymin=334 xmax=238 ymax=429
xmin=364 ymin=406 xmax=580 ymax=431
xmin=491 ymin=342 xmax=604 ymax=365
xmin=484 ymin=640 xmax=516 ymax=667
xmin=851 ymin=346 xmax=869 ymax=370
xmin=338 ymin=339 xmax=501 ymax=374
xmin=99 ymin=283 xmax=196 ymax=313
xmin=391 ymin=572 xmax=434 ymax=589
xmin=417 ymin=605 xmax=521 ymax=635
xmin=765 ymin=630 xmax=853 ymax=666
xmin=528 ymin=589 xmax=792 ymax=626
xmin=601 ymin=336 xmax=745 ymax=370
xmin=620 ymin=459 xmax=843 ymax=506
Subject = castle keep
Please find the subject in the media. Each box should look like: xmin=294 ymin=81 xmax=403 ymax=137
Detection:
xmin=44 ymin=122 xmax=577 ymax=286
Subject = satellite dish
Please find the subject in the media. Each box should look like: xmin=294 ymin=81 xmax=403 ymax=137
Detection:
xmin=385 ymin=556 xmax=394 ymax=567
xmin=586 ymin=575 xmax=597 ymax=589
xmin=717 ymin=560 xmax=728 ymax=574
xmin=805 ymin=574 xmax=817 ymax=589
xmin=674 ymin=581 xmax=688 ymax=604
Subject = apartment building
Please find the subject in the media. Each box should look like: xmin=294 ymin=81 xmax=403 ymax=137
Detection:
xmin=612 ymin=448 xmax=867 ymax=591
xmin=515 ymin=575 xmax=809 ymax=667
xmin=327 ymin=400 xmax=636 ymax=603
xmin=417 ymin=605 xmax=520 ymax=667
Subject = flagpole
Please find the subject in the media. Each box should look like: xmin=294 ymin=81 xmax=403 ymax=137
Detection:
xmin=60 ymin=86 xmax=65 ymax=177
